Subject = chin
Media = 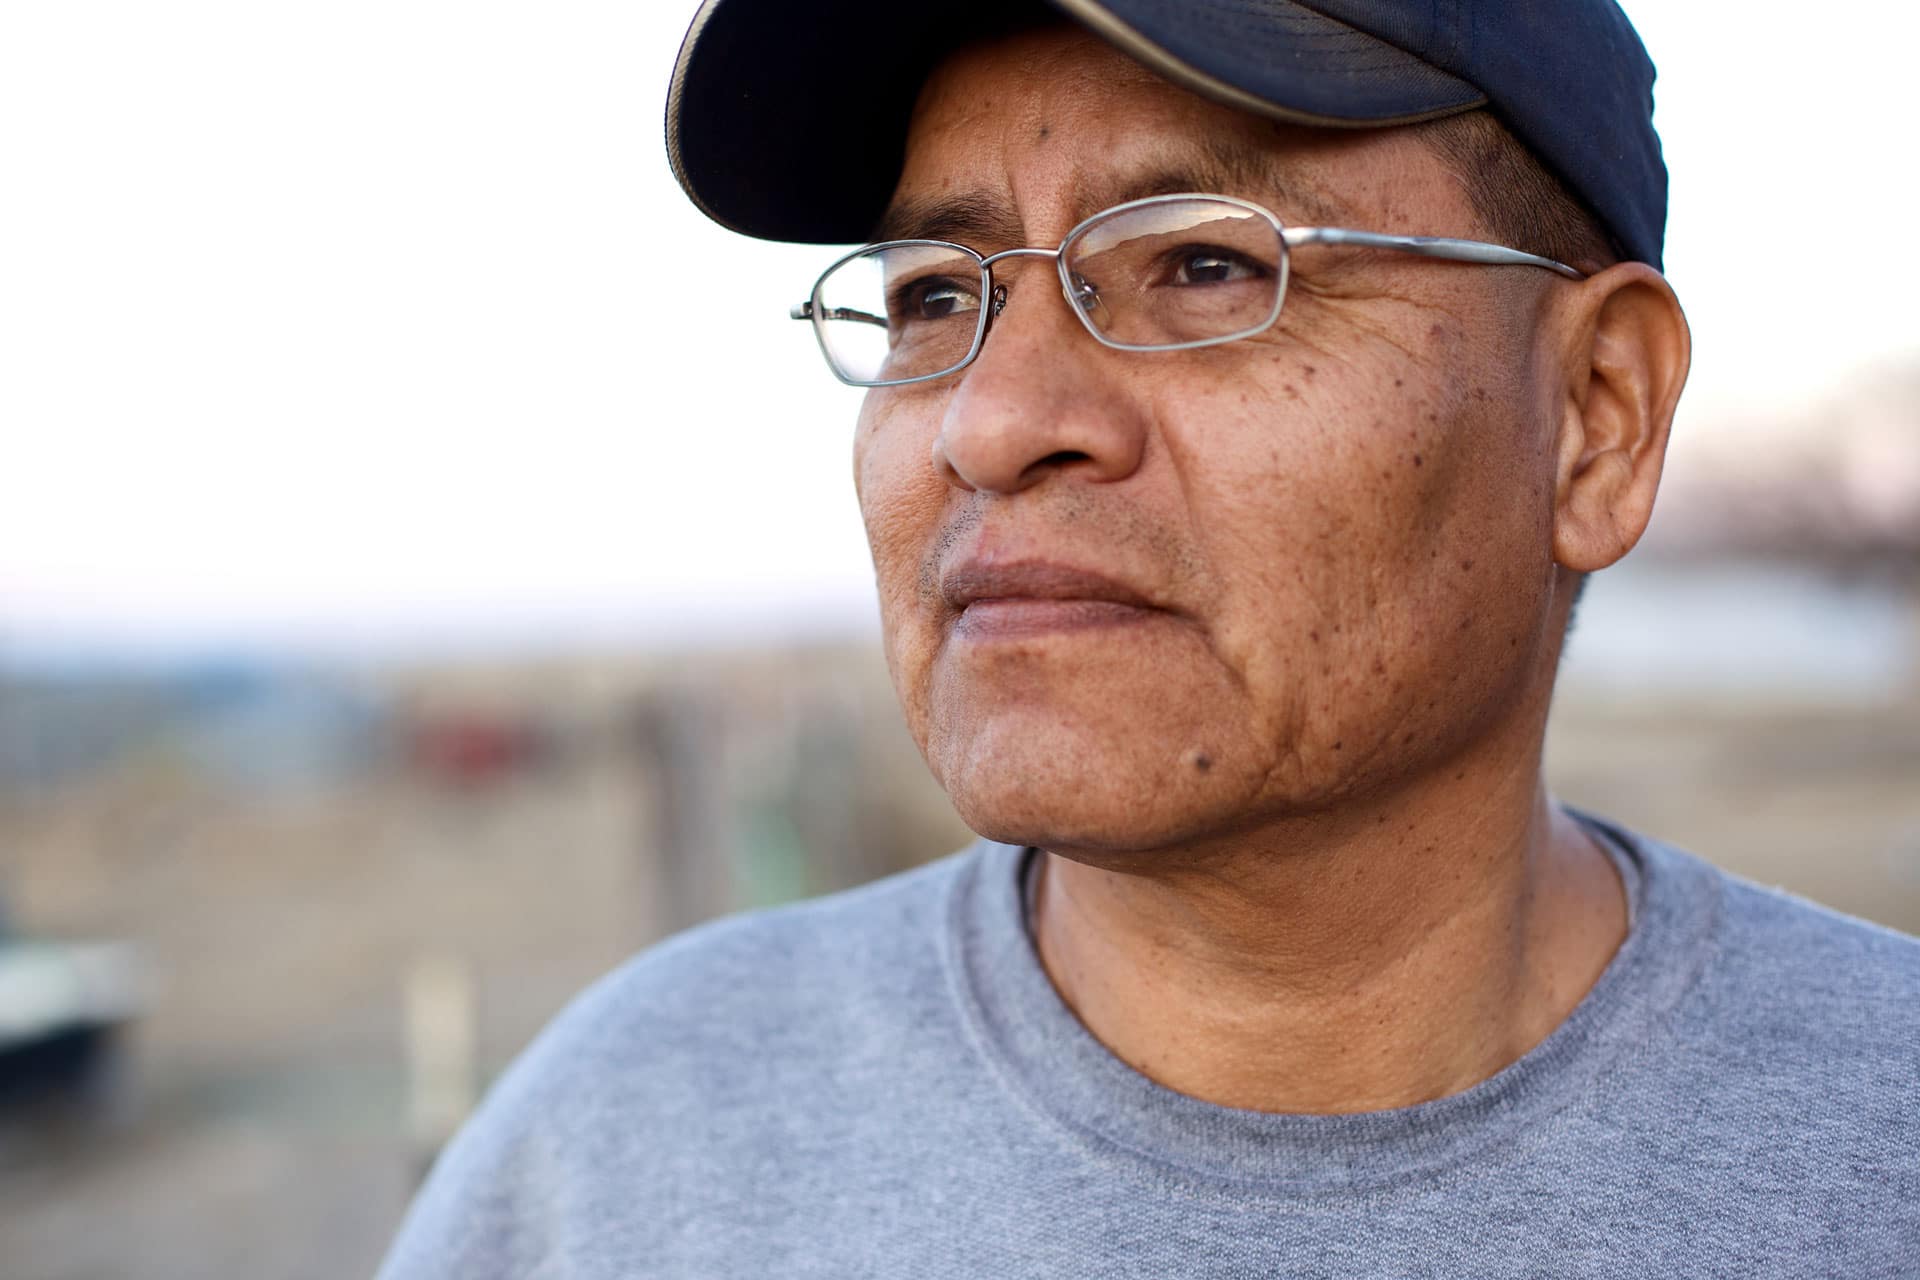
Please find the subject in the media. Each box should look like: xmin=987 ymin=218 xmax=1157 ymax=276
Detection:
xmin=930 ymin=710 xmax=1266 ymax=857
xmin=908 ymin=625 xmax=1294 ymax=854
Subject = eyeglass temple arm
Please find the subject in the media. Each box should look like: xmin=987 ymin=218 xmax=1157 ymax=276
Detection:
xmin=789 ymin=301 xmax=888 ymax=326
xmin=1282 ymin=227 xmax=1587 ymax=280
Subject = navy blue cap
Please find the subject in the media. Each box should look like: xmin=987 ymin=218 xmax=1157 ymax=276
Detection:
xmin=666 ymin=0 xmax=1666 ymax=269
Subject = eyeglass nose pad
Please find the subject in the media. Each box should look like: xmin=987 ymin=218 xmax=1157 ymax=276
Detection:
xmin=990 ymin=283 xmax=1009 ymax=318
xmin=1064 ymin=275 xmax=1107 ymax=328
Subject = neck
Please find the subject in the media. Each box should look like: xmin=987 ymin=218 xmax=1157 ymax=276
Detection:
xmin=1029 ymin=754 xmax=1626 ymax=1114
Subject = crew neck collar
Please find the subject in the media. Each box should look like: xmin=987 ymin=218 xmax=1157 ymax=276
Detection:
xmin=946 ymin=815 xmax=1719 ymax=1197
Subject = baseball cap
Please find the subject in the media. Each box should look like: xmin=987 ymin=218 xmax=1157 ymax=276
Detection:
xmin=665 ymin=0 xmax=1666 ymax=270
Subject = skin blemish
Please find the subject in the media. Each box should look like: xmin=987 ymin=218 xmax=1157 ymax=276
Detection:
xmin=1413 ymin=453 xmax=1424 ymax=467
xmin=1332 ymin=741 xmax=1344 ymax=751
xmin=1461 ymin=559 xmax=1475 ymax=571
xmin=1302 ymin=364 xmax=1317 ymax=379
xmin=1194 ymin=754 xmax=1212 ymax=773
xmin=1037 ymin=123 xmax=1051 ymax=140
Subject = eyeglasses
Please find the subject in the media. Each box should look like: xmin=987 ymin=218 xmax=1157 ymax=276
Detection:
xmin=789 ymin=193 xmax=1586 ymax=388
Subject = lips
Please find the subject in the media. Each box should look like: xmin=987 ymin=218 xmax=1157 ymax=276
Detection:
xmin=941 ymin=561 xmax=1157 ymax=611
xmin=940 ymin=559 xmax=1170 ymax=641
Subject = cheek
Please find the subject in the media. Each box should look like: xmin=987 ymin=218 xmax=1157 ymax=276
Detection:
xmin=855 ymin=397 xmax=939 ymax=572
xmin=1165 ymin=353 xmax=1556 ymax=787
xmin=854 ymin=399 xmax=951 ymax=742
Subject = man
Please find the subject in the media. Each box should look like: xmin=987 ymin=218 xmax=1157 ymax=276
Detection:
xmin=380 ymin=2 xmax=1919 ymax=1275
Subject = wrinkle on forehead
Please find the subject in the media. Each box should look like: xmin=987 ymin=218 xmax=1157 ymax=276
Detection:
xmin=876 ymin=134 xmax=1353 ymax=248
xmin=881 ymin=28 xmax=1362 ymax=250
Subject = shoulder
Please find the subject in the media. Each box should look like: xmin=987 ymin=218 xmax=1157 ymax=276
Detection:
xmin=376 ymin=845 xmax=990 ymax=1278
xmin=585 ymin=845 xmax=966 ymax=1038
xmin=1534 ymin=823 xmax=1920 ymax=1247
xmin=1672 ymin=837 xmax=1920 ymax=1016
xmin=1628 ymin=832 xmax=1920 ymax=1141
xmin=506 ymin=843 xmax=980 ymax=1116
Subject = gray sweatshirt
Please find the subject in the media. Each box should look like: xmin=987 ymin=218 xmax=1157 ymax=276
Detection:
xmin=377 ymin=819 xmax=1920 ymax=1277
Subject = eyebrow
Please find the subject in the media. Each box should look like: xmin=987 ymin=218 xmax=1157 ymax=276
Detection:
xmin=870 ymin=136 xmax=1351 ymax=247
xmin=871 ymin=191 xmax=1025 ymax=248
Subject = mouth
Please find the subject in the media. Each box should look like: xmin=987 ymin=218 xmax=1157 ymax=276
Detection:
xmin=940 ymin=560 xmax=1169 ymax=642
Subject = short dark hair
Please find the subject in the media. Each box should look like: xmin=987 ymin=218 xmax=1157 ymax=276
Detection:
xmin=1422 ymin=110 xmax=1619 ymax=275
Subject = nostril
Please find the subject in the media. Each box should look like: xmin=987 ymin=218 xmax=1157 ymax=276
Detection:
xmin=1034 ymin=449 xmax=1093 ymax=470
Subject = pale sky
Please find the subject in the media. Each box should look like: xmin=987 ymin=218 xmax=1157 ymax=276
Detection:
xmin=2 ymin=1 xmax=1915 ymax=657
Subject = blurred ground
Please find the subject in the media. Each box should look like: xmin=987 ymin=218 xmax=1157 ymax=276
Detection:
xmin=0 ymin=720 xmax=655 ymax=1279
xmin=0 ymin=641 xmax=1915 ymax=1280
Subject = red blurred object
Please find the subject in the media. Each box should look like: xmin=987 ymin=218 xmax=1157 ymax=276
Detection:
xmin=405 ymin=714 xmax=546 ymax=788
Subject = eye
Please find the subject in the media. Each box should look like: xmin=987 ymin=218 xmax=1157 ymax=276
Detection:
xmin=1170 ymin=248 xmax=1266 ymax=287
xmin=890 ymin=276 xmax=982 ymax=324
xmin=917 ymin=282 xmax=980 ymax=319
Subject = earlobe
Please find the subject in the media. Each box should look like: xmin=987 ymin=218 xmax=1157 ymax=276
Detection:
xmin=1550 ymin=263 xmax=1691 ymax=573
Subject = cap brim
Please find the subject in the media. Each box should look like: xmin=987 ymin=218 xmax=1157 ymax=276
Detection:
xmin=666 ymin=0 xmax=1486 ymax=244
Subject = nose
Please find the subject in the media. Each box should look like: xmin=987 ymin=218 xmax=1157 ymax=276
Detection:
xmin=931 ymin=263 xmax=1151 ymax=495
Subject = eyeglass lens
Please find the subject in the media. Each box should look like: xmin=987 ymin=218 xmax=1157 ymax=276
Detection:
xmin=813 ymin=243 xmax=987 ymax=385
xmin=1062 ymin=198 xmax=1284 ymax=348
xmin=810 ymin=197 xmax=1286 ymax=385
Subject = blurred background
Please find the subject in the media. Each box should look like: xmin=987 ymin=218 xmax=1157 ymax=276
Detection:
xmin=1 ymin=2 xmax=1916 ymax=1276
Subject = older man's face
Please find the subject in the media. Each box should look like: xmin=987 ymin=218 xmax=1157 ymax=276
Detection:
xmin=855 ymin=27 xmax=1570 ymax=856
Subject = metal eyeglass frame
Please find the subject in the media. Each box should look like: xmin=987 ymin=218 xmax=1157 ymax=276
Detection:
xmin=789 ymin=192 xmax=1588 ymax=388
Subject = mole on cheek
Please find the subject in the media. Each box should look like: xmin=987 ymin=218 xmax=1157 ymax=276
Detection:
xmin=1181 ymin=747 xmax=1213 ymax=773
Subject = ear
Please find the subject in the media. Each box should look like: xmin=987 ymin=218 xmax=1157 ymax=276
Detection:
xmin=1548 ymin=263 xmax=1691 ymax=573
